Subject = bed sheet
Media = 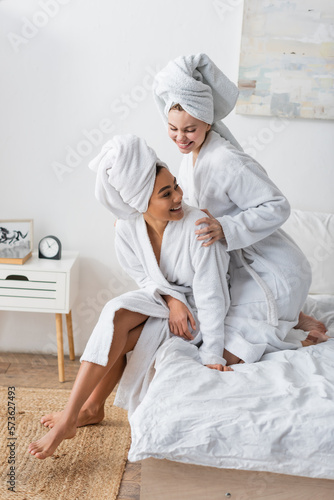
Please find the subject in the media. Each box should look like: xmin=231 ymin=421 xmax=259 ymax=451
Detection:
xmin=128 ymin=295 xmax=334 ymax=479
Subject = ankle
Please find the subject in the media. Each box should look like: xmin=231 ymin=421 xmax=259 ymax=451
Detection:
xmin=81 ymin=402 xmax=104 ymax=419
xmin=61 ymin=408 xmax=80 ymax=427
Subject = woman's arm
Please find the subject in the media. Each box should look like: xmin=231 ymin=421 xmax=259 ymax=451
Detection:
xmin=195 ymin=156 xmax=290 ymax=250
xmin=191 ymin=220 xmax=231 ymax=366
xmin=195 ymin=209 xmax=225 ymax=247
xmin=219 ymin=161 xmax=290 ymax=251
xmin=115 ymin=223 xmax=194 ymax=338
xmin=162 ymin=295 xmax=196 ymax=340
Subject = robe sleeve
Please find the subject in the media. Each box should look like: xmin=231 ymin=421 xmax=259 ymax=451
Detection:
xmin=217 ymin=158 xmax=290 ymax=251
xmin=191 ymin=231 xmax=230 ymax=366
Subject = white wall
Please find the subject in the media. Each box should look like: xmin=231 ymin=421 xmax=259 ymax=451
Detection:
xmin=1 ymin=0 xmax=333 ymax=356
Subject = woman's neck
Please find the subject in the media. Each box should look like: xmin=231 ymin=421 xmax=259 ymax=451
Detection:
xmin=192 ymin=130 xmax=210 ymax=166
xmin=143 ymin=215 xmax=168 ymax=266
xmin=143 ymin=214 xmax=168 ymax=240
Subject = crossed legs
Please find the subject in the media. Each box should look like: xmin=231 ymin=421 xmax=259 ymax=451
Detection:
xmin=29 ymin=309 xmax=148 ymax=459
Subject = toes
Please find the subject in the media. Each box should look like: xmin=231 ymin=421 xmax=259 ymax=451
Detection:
xmin=43 ymin=421 xmax=54 ymax=428
xmin=306 ymin=330 xmax=329 ymax=344
xmin=28 ymin=444 xmax=38 ymax=455
xmin=41 ymin=413 xmax=58 ymax=428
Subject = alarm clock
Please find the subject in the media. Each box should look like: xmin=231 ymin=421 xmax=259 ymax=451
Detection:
xmin=38 ymin=235 xmax=62 ymax=260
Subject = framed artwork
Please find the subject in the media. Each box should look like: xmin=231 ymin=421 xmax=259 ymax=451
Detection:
xmin=237 ymin=0 xmax=334 ymax=119
xmin=0 ymin=219 xmax=33 ymax=264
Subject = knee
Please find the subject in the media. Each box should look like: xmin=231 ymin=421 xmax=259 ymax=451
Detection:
xmin=223 ymin=349 xmax=242 ymax=366
xmin=113 ymin=308 xmax=128 ymax=332
xmin=114 ymin=308 xmax=126 ymax=322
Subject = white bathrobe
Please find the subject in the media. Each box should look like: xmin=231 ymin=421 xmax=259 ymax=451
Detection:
xmin=178 ymin=130 xmax=312 ymax=362
xmin=81 ymin=205 xmax=250 ymax=414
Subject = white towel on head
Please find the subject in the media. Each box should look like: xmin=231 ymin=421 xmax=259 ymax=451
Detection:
xmin=89 ymin=134 xmax=167 ymax=219
xmin=153 ymin=53 xmax=243 ymax=151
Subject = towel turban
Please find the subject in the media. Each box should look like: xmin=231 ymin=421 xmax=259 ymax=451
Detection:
xmin=89 ymin=134 xmax=167 ymax=219
xmin=153 ymin=53 xmax=243 ymax=150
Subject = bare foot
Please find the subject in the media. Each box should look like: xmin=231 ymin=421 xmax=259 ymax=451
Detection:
xmin=206 ymin=364 xmax=234 ymax=371
xmin=296 ymin=312 xmax=327 ymax=334
xmin=29 ymin=415 xmax=77 ymax=459
xmin=302 ymin=329 xmax=329 ymax=347
xmin=41 ymin=405 xmax=104 ymax=429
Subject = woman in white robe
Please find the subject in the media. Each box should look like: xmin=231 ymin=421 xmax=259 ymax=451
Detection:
xmin=28 ymin=134 xmax=251 ymax=460
xmin=153 ymin=53 xmax=329 ymax=356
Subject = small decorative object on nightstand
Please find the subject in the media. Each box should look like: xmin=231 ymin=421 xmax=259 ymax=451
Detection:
xmin=0 ymin=219 xmax=33 ymax=265
xmin=38 ymin=235 xmax=62 ymax=260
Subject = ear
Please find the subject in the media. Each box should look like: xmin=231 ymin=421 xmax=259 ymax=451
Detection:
xmin=207 ymin=124 xmax=212 ymax=132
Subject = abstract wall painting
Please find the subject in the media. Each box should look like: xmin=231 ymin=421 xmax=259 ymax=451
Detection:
xmin=237 ymin=0 xmax=334 ymax=119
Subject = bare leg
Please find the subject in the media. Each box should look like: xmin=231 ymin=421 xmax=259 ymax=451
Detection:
xmin=29 ymin=309 xmax=148 ymax=459
xmin=41 ymin=321 xmax=143 ymax=429
xmin=41 ymin=354 xmax=126 ymax=429
xmin=223 ymin=349 xmax=243 ymax=366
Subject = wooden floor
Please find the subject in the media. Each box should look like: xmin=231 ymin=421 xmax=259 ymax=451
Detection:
xmin=0 ymin=352 xmax=141 ymax=500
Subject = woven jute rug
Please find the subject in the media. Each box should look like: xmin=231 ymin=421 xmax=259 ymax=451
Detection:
xmin=0 ymin=386 xmax=131 ymax=500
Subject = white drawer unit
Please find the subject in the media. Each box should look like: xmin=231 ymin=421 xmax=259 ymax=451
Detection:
xmin=0 ymin=251 xmax=79 ymax=382
xmin=0 ymin=270 xmax=67 ymax=311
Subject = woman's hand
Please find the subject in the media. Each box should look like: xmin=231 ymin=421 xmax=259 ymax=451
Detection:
xmin=206 ymin=364 xmax=233 ymax=372
xmin=195 ymin=209 xmax=225 ymax=247
xmin=163 ymin=296 xmax=196 ymax=340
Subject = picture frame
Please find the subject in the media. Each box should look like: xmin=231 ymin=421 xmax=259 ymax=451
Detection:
xmin=0 ymin=219 xmax=34 ymax=265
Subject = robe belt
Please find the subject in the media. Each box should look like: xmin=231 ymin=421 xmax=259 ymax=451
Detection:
xmin=236 ymin=249 xmax=279 ymax=327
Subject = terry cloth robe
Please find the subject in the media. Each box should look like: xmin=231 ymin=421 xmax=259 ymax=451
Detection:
xmin=81 ymin=205 xmax=251 ymax=415
xmin=178 ymin=130 xmax=312 ymax=362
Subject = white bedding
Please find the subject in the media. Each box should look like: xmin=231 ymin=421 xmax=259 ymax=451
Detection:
xmin=128 ymin=295 xmax=334 ymax=480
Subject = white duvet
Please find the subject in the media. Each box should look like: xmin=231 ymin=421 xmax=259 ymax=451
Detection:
xmin=128 ymin=295 xmax=334 ymax=480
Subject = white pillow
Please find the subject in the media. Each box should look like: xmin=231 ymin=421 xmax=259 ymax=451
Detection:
xmin=282 ymin=209 xmax=334 ymax=294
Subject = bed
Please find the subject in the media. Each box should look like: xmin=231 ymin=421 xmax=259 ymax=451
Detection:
xmin=125 ymin=209 xmax=334 ymax=499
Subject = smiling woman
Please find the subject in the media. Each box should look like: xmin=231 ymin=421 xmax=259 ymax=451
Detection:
xmin=144 ymin=169 xmax=184 ymax=227
xmin=153 ymin=53 xmax=329 ymax=352
xmin=168 ymin=104 xmax=211 ymax=162
xmin=28 ymin=134 xmax=241 ymax=461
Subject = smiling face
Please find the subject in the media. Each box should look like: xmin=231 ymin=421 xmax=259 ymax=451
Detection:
xmin=144 ymin=167 xmax=184 ymax=225
xmin=168 ymin=109 xmax=211 ymax=157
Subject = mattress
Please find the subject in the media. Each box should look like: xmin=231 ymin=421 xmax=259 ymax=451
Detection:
xmin=128 ymin=294 xmax=334 ymax=480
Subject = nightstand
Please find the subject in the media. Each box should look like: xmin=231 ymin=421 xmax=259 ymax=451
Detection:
xmin=0 ymin=251 xmax=79 ymax=382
